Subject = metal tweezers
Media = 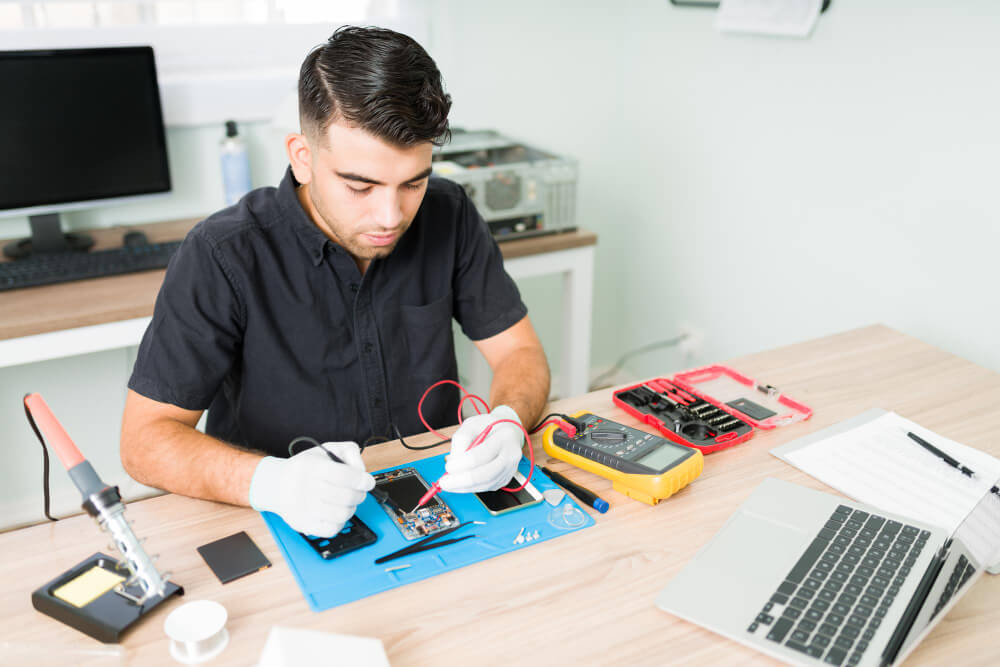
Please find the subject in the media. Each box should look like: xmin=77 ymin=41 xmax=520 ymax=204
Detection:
xmin=374 ymin=521 xmax=480 ymax=565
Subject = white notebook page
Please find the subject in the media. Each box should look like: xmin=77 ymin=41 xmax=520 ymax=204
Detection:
xmin=782 ymin=412 xmax=1000 ymax=567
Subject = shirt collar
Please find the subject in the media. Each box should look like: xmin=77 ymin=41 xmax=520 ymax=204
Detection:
xmin=278 ymin=166 xmax=333 ymax=267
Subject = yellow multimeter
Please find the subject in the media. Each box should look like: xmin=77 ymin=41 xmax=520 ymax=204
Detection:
xmin=542 ymin=411 xmax=703 ymax=506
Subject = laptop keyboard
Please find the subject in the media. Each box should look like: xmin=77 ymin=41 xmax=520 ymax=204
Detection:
xmin=746 ymin=505 xmax=929 ymax=666
xmin=930 ymin=554 xmax=975 ymax=620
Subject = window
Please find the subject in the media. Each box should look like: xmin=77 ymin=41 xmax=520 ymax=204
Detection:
xmin=0 ymin=1 xmax=430 ymax=125
xmin=0 ymin=1 xmax=404 ymax=31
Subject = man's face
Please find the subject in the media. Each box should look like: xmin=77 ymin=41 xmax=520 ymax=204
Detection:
xmin=291 ymin=120 xmax=433 ymax=265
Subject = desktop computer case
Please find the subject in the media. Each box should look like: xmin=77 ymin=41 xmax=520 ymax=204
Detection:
xmin=433 ymin=129 xmax=577 ymax=241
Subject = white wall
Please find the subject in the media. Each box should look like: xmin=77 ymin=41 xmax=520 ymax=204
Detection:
xmin=3 ymin=1 xmax=998 ymax=527
xmin=430 ymin=2 xmax=631 ymax=388
xmin=0 ymin=349 xmax=161 ymax=529
xmin=431 ymin=0 xmax=1000 ymax=378
xmin=6 ymin=1 xmax=996 ymax=378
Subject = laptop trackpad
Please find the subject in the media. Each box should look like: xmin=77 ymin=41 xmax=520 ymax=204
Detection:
xmin=657 ymin=508 xmax=812 ymax=632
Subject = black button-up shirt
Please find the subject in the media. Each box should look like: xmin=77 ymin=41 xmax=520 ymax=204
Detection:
xmin=128 ymin=168 xmax=527 ymax=458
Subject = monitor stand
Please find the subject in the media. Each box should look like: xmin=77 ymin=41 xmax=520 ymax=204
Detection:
xmin=2 ymin=213 xmax=94 ymax=259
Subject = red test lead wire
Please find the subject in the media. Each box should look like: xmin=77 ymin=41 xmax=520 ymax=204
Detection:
xmin=413 ymin=480 xmax=443 ymax=512
xmin=531 ymin=418 xmax=577 ymax=438
xmin=456 ymin=393 xmax=490 ymax=421
xmin=416 ymin=379 xmax=489 ymax=440
xmin=411 ymin=380 xmax=577 ymax=512
xmin=411 ymin=416 xmax=535 ymax=512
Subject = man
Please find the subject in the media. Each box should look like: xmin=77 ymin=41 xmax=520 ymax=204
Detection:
xmin=120 ymin=26 xmax=550 ymax=538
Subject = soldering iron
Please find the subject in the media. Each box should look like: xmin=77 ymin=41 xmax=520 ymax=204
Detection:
xmin=24 ymin=393 xmax=171 ymax=603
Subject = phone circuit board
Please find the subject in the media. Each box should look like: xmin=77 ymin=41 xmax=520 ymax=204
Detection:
xmin=373 ymin=468 xmax=460 ymax=541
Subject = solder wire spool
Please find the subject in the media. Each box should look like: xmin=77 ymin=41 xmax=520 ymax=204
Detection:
xmin=164 ymin=600 xmax=229 ymax=664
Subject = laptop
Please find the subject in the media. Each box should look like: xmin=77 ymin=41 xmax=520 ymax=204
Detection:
xmin=656 ymin=476 xmax=999 ymax=666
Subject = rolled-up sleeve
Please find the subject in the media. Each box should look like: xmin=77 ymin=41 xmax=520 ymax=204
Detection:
xmin=451 ymin=193 xmax=528 ymax=341
xmin=128 ymin=227 xmax=245 ymax=410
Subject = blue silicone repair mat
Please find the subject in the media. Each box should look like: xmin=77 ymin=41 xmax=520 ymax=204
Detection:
xmin=262 ymin=454 xmax=595 ymax=612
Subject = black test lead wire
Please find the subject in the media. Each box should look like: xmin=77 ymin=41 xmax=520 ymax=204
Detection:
xmin=287 ymin=435 xmax=402 ymax=513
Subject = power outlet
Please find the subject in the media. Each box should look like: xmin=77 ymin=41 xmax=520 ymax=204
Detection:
xmin=678 ymin=322 xmax=703 ymax=361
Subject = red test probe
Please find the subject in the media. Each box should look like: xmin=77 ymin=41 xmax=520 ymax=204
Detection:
xmin=410 ymin=380 xmax=576 ymax=512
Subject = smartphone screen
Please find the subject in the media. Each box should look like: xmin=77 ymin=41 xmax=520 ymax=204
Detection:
xmin=475 ymin=475 xmax=542 ymax=514
xmin=378 ymin=474 xmax=440 ymax=512
xmin=373 ymin=468 xmax=459 ymax=540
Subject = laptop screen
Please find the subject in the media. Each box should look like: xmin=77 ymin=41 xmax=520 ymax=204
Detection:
xmin=897 ymin=475 xmax=1000 ymax=660
xmin=951 ymin=477 xmax=1000 ymax=568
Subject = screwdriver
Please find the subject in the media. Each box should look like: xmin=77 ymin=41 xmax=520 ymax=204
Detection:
xmin=540 ymin=466 xmax=610 ymax=513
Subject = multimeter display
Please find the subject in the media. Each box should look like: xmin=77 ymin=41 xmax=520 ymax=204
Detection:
xmin=550 ymin=414 xmax=696 ymax=474
xmin=636 ymin=445 xmax=691 ymax=470
xmin=543 ymin=411 xmax=704 ymax=506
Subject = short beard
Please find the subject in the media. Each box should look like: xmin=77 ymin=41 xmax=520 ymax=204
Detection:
xmin=348 ymin=239 xmax=399 ymax=260
xmin=307 ymin=189 xmax=406 ymax=262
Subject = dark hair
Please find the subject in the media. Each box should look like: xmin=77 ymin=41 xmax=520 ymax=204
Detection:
xmin=298 ymin=26 xmax=451 ymax=147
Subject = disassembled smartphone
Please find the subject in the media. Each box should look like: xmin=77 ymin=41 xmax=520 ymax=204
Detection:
xmin=475 ymin=471 xmax=543 ymax=516
xmin=301 ymin=515 xmax=377 ymax=560
xmin=374 ymin=468 xmax=460 ymax=541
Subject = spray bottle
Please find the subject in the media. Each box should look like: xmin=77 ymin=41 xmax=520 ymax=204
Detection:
xmin=220 ymin=120 xmax=252 ymax=206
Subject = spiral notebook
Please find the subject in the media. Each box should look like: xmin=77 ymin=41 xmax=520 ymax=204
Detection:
xmin=771 ymin=408 xmax=1000 ymax=572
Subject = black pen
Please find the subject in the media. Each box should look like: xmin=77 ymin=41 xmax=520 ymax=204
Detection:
xmin=540 ymin=466 xmax=610 ymax=513
xmin=905 ymin=431 xmax=975 ymax=477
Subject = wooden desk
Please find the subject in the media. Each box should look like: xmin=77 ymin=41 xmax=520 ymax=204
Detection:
xmin=0 ymin=219 xmax=199 ymax=342
xmin=0 ymin=222 xmax=597 ymax=397
xmin=1 ymin=325 xmax=997 ymax=665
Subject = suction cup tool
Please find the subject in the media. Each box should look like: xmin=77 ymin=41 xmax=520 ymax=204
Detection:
xmin=548 ymin=502 xmax=587 ymax=530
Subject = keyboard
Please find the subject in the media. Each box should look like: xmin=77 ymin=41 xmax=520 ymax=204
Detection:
xmin=747 ymin=505 xmax=930 ymax=666
xmin=0 ymin=240 xmax=182 ymax=291
xmin=930 ymin=553 xmax=975 ymax=620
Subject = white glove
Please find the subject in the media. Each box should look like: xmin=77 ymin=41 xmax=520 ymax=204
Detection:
xmin=439 ymin=405 xmax=524 ymax=494
xmin=249 ymin=441 xmax=375 ymax=538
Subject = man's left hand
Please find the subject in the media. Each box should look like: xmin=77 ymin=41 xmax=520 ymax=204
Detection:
xmin=439 ymin=405 xmax=524 ymax=493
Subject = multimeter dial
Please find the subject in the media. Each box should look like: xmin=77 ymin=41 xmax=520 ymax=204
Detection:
xmin=552 ymin=414 xmax=696 ymax=475
xmin=542 ymin=411 xmax=704 ymax=506
xmin=589 ymin=430 xmax=627 ymax=444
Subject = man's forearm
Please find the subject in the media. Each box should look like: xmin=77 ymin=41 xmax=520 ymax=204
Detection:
xmin=121 ymin=419 xmax=262 ymax=506
xmin=488 ymin=344 xmax=550 ymax=432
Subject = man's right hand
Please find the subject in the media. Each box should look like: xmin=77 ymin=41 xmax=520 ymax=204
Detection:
xmin=248 ymin=441 xmax=375 ymax=537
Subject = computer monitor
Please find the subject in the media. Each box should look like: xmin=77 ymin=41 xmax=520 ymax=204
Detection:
xmin=0 ymin=46 xmax=171 ymax=259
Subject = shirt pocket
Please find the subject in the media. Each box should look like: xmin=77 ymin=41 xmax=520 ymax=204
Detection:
xmin=391 ymin=290 xmax=459 ymax=433
xmin=399 ymin=290 xmax=455 ymax=371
